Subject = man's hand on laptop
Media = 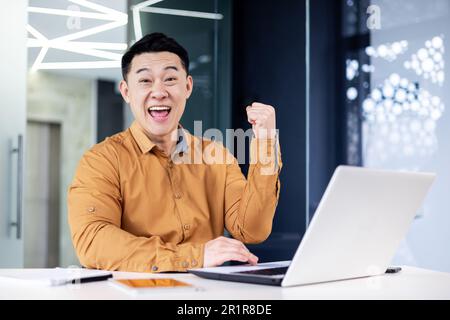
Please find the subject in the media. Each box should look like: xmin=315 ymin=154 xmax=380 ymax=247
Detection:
xmin=203 ymin=236 xmax=259 ymax=267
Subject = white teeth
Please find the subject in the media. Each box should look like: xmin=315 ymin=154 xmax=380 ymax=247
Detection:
xmin=148 ymin=106 xmax=171 ymax=111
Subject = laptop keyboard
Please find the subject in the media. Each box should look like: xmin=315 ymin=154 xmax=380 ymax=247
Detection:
xmin=234 ymin=266 xmax=288 ymax=276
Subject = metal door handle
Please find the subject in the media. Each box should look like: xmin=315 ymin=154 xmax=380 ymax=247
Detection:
xmin=10 ymin=134 xmax=23 ymax=239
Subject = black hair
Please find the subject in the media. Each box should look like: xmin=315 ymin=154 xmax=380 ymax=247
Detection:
xmin=121 ymin=32 xmax=189 ymax=80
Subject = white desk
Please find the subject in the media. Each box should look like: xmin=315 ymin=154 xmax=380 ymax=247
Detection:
xmin=0 ymin=266 xmax=449 ymax=300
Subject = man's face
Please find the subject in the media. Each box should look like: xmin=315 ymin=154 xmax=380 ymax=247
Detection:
xmin=119 ymin=51 xmax=193 ymax=139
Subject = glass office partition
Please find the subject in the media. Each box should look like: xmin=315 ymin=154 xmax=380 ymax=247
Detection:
xmin=0 ymin=0 xmax=28 ymax=268
xmin=341 ymin=0 xmax=450 ymax=272
xmin=129 ymin=0 xmax=232 ymax=134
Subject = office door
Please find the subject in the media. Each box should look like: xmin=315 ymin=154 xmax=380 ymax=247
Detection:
xmin=24 ymin=121 xmax=61 ymax=268
xmin=0 ymin=0 xmax=28 ymax=267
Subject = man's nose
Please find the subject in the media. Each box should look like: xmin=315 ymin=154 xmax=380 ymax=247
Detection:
xmin=150 ymin=81 xmax=168 ymax=100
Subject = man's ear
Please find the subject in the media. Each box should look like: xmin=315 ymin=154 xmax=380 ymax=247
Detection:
xmin=119 ymin=79 xmax=130 ymax=103
xmin=186 ymin=75 xmax=193 ymax=99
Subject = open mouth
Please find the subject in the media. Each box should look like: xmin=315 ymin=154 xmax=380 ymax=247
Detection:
xmin=147 ymin=105 xmax=172 ymax=122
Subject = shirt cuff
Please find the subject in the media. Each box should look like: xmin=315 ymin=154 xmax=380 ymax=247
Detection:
xmin=150 ymin=243 xmax=205 ymax=273
xmin=250 ymin=135 xmax=282 ymax=175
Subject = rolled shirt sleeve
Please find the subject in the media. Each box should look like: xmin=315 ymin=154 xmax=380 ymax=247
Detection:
xmin=224 ymin=137 xmax=282 ymax=243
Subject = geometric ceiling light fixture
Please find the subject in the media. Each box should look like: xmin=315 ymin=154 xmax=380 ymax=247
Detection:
xmin=404 ymin=35 xmax=445 ymax=86
xmin=27 ymin=0 xmax=128 ymax=71
xmin=132 ymin=0 xmax=223 ymax=41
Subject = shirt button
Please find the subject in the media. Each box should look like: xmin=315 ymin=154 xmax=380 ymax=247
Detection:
xmin=183 ymin=224 xmax=190 ymax=231
xmin=87 ymin=206 xmax=96 ymax=213
xmin=168 ymin=162 xmax=173 ymax=169
xmin=174 ymin=193 xmax=182 ymax=199
xmin=182 ymin=261 xmax=189 ymax=268
xmin=191 ymin=260 xmax=197 ymax=267
xmin=152 ymin=266 xmax=158 ymax=272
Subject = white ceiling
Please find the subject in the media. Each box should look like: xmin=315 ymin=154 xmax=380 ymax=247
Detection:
xmin=28 ymin=0 xmax=128 ymax=82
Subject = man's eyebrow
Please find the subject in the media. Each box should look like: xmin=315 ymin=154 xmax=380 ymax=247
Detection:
xmin=164 ymin=65 xmax=179 ymax=72
xmin=136 ymin=67 xmax=150 ymax=74
xmin=135 ymin=66 xmax=179 ymax=74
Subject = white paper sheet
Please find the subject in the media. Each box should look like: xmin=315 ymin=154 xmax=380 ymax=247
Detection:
xmin=0 ymin=268 xmax=112 ymax=286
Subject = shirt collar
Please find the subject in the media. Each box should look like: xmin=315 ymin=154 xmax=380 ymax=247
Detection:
xmin=130 ymin=121 xmax=189 ymax=155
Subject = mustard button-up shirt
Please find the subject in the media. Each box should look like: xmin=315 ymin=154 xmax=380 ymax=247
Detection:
xmin=68 ymin=122 xmax=282 ymax=273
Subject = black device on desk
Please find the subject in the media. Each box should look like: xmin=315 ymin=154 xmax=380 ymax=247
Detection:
xmin=66 ymin=273 xmax=113 ymax=285
xmin=385 ymin=267 xmax=402 ymax=274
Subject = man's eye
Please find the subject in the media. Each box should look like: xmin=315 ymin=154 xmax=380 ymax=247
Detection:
xmin=165 ymin=77 xmax=177 ymax=82
xmin=139 ymin=79 xmax=151 ymax=83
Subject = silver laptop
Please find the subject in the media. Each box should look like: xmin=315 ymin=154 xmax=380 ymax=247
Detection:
xmin=188 ymin=165 xmax=436 ymax=287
